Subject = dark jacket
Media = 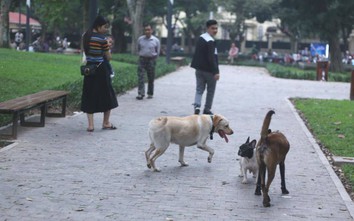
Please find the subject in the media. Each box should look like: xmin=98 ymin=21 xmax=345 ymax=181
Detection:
xmin=191 ymin=33 xmax=219 ymax=75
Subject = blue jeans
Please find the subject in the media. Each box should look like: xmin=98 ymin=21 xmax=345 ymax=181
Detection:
xmin=194 ymin=69 xmax=217 ymax=111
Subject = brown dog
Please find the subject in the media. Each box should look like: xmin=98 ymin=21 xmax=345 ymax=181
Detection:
xmin=146 ymin=114 xmax=234 ymax=172
xmin=254 ymin=110 xmax=290 ymax=207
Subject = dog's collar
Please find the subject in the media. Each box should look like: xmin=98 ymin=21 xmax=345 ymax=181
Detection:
xmin=210 ymin=115 xmax=215 ymax=140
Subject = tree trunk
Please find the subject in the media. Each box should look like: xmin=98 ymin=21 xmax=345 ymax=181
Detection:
xmin=112 ymin=21 xmax=127 ymax=53
xmin=0 ymin=0 xmax=12 ymax=48
xmin=328 ymin=35 xmax=343 ymax=72
xmin=82 ymin=0 xmax=89 ymax=33
xmin=127 ymin=0 xmax=145 ymax=54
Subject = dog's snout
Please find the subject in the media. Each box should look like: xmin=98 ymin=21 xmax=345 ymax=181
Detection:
xmin=237 ymin=149 xmax=242 ymax=156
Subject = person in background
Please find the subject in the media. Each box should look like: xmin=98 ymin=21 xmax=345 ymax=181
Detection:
xmin=136 ymin=24 xmax=160 ymax=100
xmin=105 ymin=35 xmax=115 ymax=79
xmin=228 ymin=42 xmax=239 ymax=64
xmin=14 ymin=31 xmax=24 ymax=50
xmin=190 ymin=19 xmax=220 ymax=115
xmin=81 ymin=15 xmax=118 ymax=132
xmin=62 ymin=38 xmax=68 ymax=50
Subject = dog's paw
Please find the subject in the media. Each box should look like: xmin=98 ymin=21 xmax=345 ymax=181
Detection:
xmin=153 ymin=168 xmax=161 ymax=172
xmin=179 ymin=161 xmax=189 ymax=167
xmin=207 ymin=156 xmax=213 ymax=163
xmin=242 ymin=179 xmax=248 ymax=184
xmin=255 ymin=187 xmax=262 ymax=195
xmin=263 ymin=195 xmax=271 ymax=207
xmin=238 ymin=174 xmax=244 ymax=177
xmin=207 ymin=152 xmax=214 ymax=163
xmin=281 ymin=188 xmax=289 ymax=194
xmin=263 ymin=201 xmax=271 ymax=207
xmin=147 ymin=163 xmax=151 ymax=169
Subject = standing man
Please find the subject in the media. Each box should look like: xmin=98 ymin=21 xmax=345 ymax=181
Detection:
xmin=136 ymin=24 xmax=160 ymax=100
xmin=191 ymin=19 xmax=220 ymax=115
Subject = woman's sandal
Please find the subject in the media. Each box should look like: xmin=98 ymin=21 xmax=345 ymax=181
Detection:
xmin=102 ymin=124 xmax=117 ymax=130
xmin=87 ymin=128 xmax=94 ymax=132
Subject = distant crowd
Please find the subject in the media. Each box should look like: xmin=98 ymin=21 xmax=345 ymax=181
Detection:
xmin=10 ymin=31 xmax=72 ymax=53
xmin=249 ymin=45 xmax=354 ymax=66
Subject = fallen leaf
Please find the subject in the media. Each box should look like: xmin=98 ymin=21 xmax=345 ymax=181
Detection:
xmin=338 ymin=134 xmax=345 ymax=139
xmin=333 ymin=121 xmax=341 ymax=125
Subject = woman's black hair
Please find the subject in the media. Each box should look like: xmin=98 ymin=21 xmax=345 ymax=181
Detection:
xmin=82 ymin=15 xmax=110 ymax=54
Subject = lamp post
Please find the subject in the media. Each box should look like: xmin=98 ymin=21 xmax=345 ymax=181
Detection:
xmin=166 ymin=0 xmax=173 ymax=64
xmin=25 ymin=0 xmax=30 ymax=51
xmin=89 ymin=0 xmax=98 ymax=27
xmin=18 ymin=1 xmax=21 ymax=30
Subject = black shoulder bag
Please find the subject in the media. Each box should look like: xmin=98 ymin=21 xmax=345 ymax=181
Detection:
xmin=80 ymin=62 xmax=102 ymax=77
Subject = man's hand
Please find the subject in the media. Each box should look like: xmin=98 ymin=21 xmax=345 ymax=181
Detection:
xmin=214 ymin=73 xmax=220 ymax=81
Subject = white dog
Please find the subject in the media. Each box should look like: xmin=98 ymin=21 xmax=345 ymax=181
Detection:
xmin=238 ymin=137 xmax=258 ymax=184
xmin=145 ymin=114 xmax=234 ymax=172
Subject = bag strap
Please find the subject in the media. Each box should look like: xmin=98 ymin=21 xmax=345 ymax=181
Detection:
xmin=96 ymin=62 xmax=103 ymax=67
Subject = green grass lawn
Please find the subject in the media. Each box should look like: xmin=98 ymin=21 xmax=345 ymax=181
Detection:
xmin=0 ymin=48 xmax=175 ymax=103
xmin=293 ymin=98 xmax=354 ymax=192
xmin=0 ymin=49 xmax=82 ymax=101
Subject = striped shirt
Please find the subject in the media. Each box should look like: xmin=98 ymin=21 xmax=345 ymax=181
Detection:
xmin=86 ymin=32 xmax=109 ymax=63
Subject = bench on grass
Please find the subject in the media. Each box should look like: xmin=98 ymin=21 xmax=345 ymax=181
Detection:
xmin=0 ymin=90 xmax=69 ymax=139
xmin=170 ymin=56 xmax=187 ymax=67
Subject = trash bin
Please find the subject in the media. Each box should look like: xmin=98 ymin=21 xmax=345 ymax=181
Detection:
xmin=316 ymin=61 xmax=329 ymax=81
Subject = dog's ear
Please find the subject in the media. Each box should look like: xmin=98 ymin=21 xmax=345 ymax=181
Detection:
xmin=246 ymin=136 xmax=250 ymax=143
xmin=212 ymin=114 xmax=223 ymax=127
xmin=250 ymin=139 xmax=257 ymax=148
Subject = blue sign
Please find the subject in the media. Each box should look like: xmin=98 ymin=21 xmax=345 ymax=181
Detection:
xmin=310 ymin=43 xmax=329 ymax=58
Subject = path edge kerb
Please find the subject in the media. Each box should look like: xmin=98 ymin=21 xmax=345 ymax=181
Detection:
xmin=286 ymin=98 xmax=354 ymax=219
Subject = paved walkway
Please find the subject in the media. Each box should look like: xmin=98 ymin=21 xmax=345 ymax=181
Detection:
xmin=0 ymin=65 xmax=353 ymax=221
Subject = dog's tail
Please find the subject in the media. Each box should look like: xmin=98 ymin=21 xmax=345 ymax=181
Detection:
xmin=149 ymin=116 xmax=168 ymax=130
xmin=259 ymin=110 xmax=275 ymax=144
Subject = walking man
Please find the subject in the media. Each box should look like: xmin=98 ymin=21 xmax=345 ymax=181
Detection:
xmin=191 ymin=19 xmax=220 ymax=115
xmin=136 ymin=24 xmax=160 ymax=100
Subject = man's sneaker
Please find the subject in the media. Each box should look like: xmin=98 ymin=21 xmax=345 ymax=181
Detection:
xmin=203 ymin=109 xmax=213 ymax=115
xmin=194 ymin=107 xmax=200 ymax=115
xmin=136 ymin=95 xmax=144 ymax=100
xmin=147 ymin=95 xmax=153 ymax=99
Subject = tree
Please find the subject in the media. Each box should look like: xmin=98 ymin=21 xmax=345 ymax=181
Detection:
xmin=278 ymin=0 xmax=354 ymax=72
xmin=126 ymin=0 xmax=145 ymax=54
xmin=173 ymin=0 xmax=216 ymax=53
xmin=217 ymin=0 xmax=276 ymax=49
xmin=0 ymin=0 xmax=12 ymax=48
xmin=31 ymin=0 xmax=83 ymax=46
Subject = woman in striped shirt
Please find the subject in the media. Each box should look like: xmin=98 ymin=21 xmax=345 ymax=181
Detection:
xmin=81 ymin=15 xmax=118 ymax=132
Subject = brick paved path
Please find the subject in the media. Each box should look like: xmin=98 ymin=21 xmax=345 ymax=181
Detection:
xmin=0 ymin=65 xmax=353 ymax=220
